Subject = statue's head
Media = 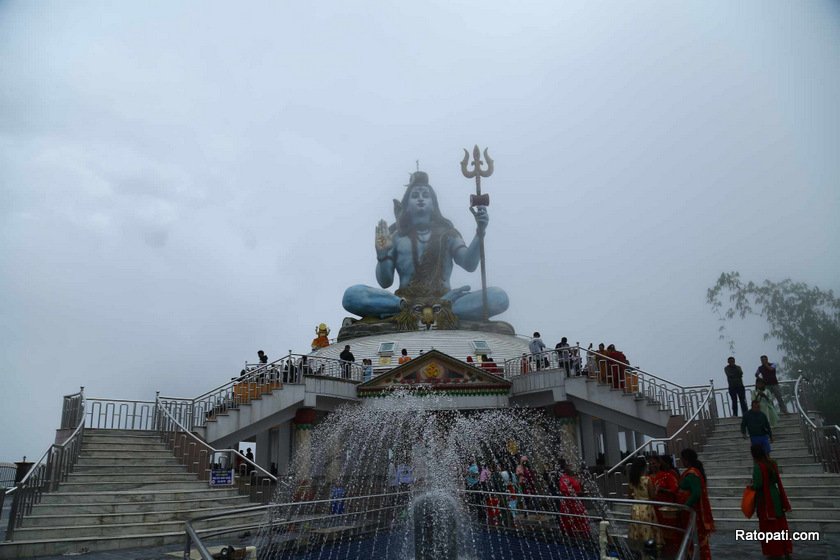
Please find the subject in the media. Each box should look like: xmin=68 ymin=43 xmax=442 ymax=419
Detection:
xmin=397 ymin=171 xmax=454 ymax=235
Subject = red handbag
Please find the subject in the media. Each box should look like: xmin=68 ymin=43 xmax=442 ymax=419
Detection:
xmin=741 ymin=486 xmax=756 ymax=518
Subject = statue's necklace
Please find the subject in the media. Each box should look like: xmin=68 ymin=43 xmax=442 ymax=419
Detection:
xmin=416 ymin=229 xmax=431 ymax=243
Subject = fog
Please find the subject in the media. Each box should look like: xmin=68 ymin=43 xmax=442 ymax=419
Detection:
xmin=1 ymin=1 xmax=838 ymax=462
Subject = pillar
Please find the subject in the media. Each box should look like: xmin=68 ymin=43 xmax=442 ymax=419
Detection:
xmin=275 ymin=421 xmax=292 ymax=475
xmin=579 ymin=413 xmax=598 ymax=466
xmin=625 ymin=430 xmax=636 ymax=452
xmin=604 ymin=422 xmax=622 ymax=467
xmin=292 ymin=408 xmax=316 ymax=480
xmin=255 ymin=430 xmax=272 ymax=470
xmin=634 ymin=431 xmax=645 ymax=452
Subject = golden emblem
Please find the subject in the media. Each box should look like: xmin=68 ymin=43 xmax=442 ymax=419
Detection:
xmin=422 ymin=363 xmax=442 ymax=379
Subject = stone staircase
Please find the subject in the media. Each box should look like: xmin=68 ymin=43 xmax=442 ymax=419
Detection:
xmin=0 ymin=429 xmax=264 ymax=559
xmin=701 ymin=414 xmax=840 ymax=533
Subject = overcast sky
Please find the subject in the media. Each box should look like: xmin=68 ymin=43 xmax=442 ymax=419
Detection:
xmin=1 ymin=1 xmax=838 ymax=463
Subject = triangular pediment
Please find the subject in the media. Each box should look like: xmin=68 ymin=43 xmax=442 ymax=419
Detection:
xmin=357 ymin=349 xmax=511 ymax=397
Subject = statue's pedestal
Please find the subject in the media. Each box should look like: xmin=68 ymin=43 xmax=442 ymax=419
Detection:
xmin=336 ymin=317 xmax=515 ymax=343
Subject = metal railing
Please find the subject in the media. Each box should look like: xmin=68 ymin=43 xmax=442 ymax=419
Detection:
xmin=503 ymin=346 xmax=704 ymax=418
xmin=189 ymin=353 xmax=364 ymax=429
xmin=794 ymin=375 xmax=840 ymax=473
xmin=183 ymin=490 xmax=698 ymax=560
xmin=2 ymin=388 xmax=86 ymax=540
xmin=599 ymin=381 xmax=717 ymax=497
xmin=154 ymin=393 xmax=280 ymax=503
xmin=710 ymin=379 xmax=796 ymax=420
xmin=85 ymin=398 xmax=157 ymax=430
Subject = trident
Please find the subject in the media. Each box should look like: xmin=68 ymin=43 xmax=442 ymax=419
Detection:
xmin=460 ymin=145 xmax=494 ymax=321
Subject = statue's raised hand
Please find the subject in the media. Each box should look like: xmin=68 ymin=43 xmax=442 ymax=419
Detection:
xmin=375 ymin=219 xmax=393 ymax=258
xmin=469 ymin=206 xmax=489 ymax=235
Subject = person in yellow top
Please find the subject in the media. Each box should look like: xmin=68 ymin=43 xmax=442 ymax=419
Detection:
xmin=398 ymin=348 xmax=411 ymax=364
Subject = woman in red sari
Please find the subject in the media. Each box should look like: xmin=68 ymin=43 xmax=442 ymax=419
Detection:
xmin=650 ymin=454 xmax=682 ymax=557
xmin=556 ymin=461 xmax=591 ymax=536
xmin=678 ymin=448 xmax=715 ymax=560
xmin=751 ymin=444 xmax=792 ymax=559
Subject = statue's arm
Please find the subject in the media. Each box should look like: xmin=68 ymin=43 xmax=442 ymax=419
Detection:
xmin=452 ymin=206 xmax=488 ymax=272
xmin=375 ymin=219 xmax=396 ymax=288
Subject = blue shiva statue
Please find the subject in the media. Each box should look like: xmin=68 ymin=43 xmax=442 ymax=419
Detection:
xmin=342 ymin=171 xmax=509 ymax=322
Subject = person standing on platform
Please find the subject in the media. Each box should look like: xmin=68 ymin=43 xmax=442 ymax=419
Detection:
xmin=257 ymin=350 xmax=268 ymax=364
xmin=555 ymin=337 xmax=571 ymax=377
xmin=724 ymin=356 xmax=749 ymax=417
xmin=755 ymin=355 xmax=788 ymax=413
xmin=339 ymin=345 xmax=355 ymax=379
xmin=529 ymin=332 xmax=546 ymax=370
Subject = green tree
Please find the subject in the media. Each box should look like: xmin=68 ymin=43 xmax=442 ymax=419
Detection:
xmin=707 ymin=272 xmax=840 ymax=424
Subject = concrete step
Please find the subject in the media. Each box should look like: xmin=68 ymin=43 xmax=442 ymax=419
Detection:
xmin=701 ymin=440 xmax=808 ymax=453
xmin=701 ymin=447 xmax=812 ymax=462
xmin=707 ymin=473 xmax=840 ymax=484
xmin=67 ymin=472 xmax=199 ymax=483
xmin=81 ymin=441 xmax=168 ymax=452
xmin=12 ymin=510 xmax=265 ymax=540
xmin=39 ymin=488 xmax=240 ymax=505
xmin=78 ymin=449 xmax=174 ymax=459
xmin=83 ymin=431 xmax=161 ymax=440
xmin=710 ymin=495 xmax=840 ymax=509
xmin=55 ymin=479 xmax=211 ymax=493
xmin=705 ymin=463 xmax=824 ymax=476
xmin=76 ymin=456 xmax=180 ymax=467
xmin=709 ymin=484 xmax=840 ymax=498
xmin=84 ymin=429 xmax=159 ymax=438
xmin=21 ymin=503 xmax=260 ymax=527
xmin=712 ymin=506 xmax=840 ymax=521
xmin=715 ymin=415 xmax=800 ymax=428
xmin=712 ymin=517 xmax=840 ymax=533
xmin=73 ymin=464 xmax=189 ymax=474
xmin=29 ymin=494 xmax=250 ymax=515
xmin=0 ymin=519 xmax=259 ymax=559
xmin=705 ymin=426 xmax=803 ymax=441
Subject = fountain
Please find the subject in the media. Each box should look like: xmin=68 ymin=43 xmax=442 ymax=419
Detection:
xmin=254 ymin=391 xmax=608 ymax=560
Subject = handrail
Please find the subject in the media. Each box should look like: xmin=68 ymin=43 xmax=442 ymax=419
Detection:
xmin=503 ymin=345 xmax=688 ymax=388
xmin=85 ymin=397 xmax=156 ymax=430
xmin=183 ymin=490 xmax=697 ymax=560
xmin=154 ymin=393 xmax=278 ymax=491
xmin=603 ymin=380 xmax=716 ymax=477
xmin=793 ymin=374 xmax=840 ymax=473
xmin=188 ymin=353 xmax=365 ymax=430
xmin=711 ymin=379 xmax=796 ymax=420
xmin=503 ymin=345 xmax=703 ymax=418
xmin=183 ymin=490 xmax=413 ymax=560
xmin=3 ymin=388 xmax=86 ymax=540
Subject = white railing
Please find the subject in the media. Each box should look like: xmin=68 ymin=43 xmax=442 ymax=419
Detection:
xmin=794 ymin=375 xmax=840 ymax=473
xmin=502 ymin=346 xmax=704 ymax=418
xmin=154 ymin=393 xmax=280 ymax=503
xmin=183 ymin=491 xmax=698 ymax=560
xmin=188 ymin=353 xmax=364 ymax=429
xmin=2 ymin=388 xmax=86 ymax=541
xmin=85 ymin=398 xmax=157 ymax=430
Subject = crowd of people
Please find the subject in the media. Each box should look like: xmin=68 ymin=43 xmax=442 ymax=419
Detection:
xmin=462 ymin=454 xmax=592 ymax=535
xmin=729 ymin=355 xmax=793 ymax=560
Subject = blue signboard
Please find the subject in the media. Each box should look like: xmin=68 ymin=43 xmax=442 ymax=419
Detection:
xmin=210 ymin=468 xmax=234 ymax=486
